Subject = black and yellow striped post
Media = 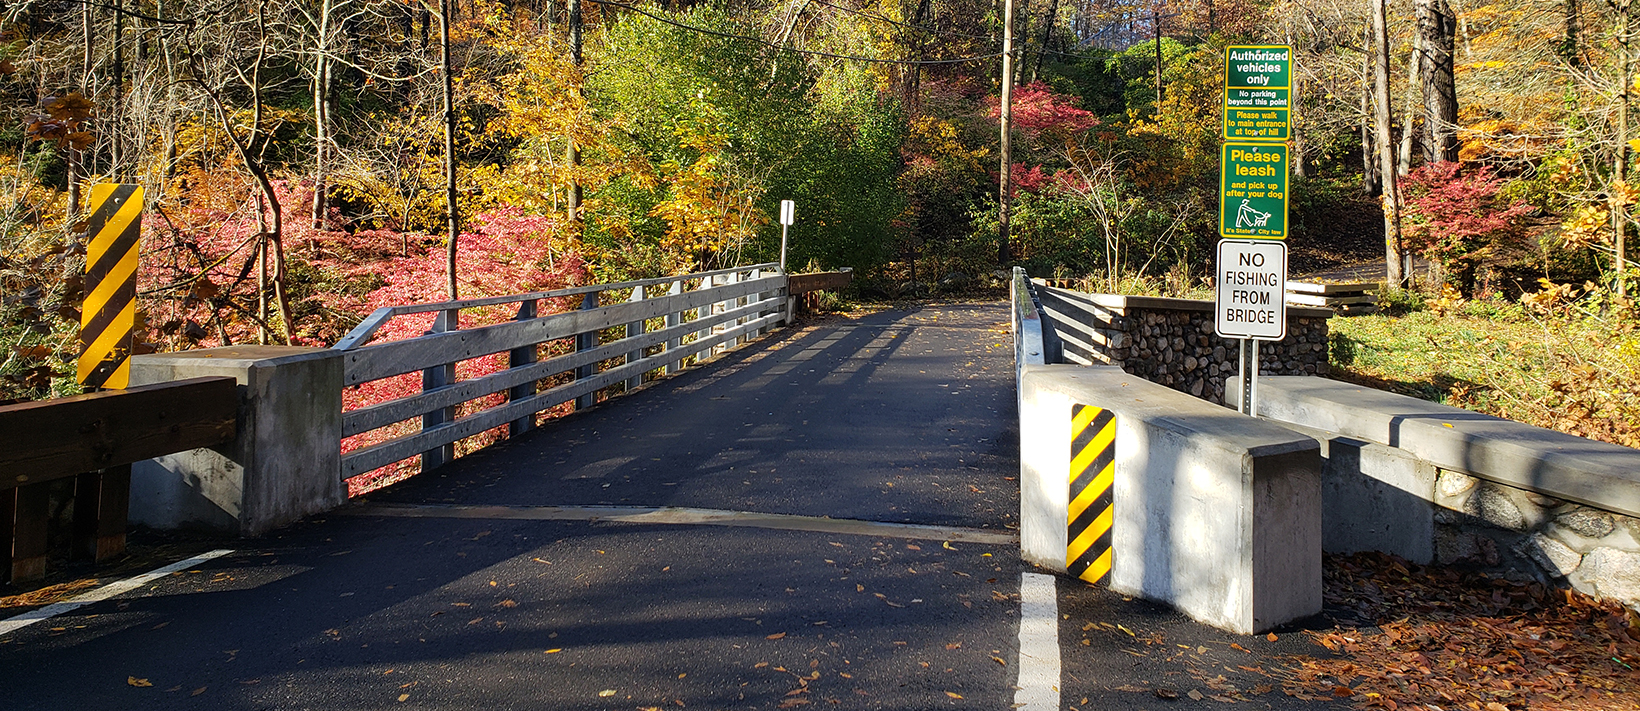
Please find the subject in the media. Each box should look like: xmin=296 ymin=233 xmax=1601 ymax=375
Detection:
xmin=77 ymin=184 xmax=144 ymax=391
xmin=1068 ymin=404 xmax=1115 ymax=584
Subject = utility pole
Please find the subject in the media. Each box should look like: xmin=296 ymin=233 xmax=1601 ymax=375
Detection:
xmin=1154 ymin=8 xmax=1163 ymax=110
xmin=567 ymin=0 xmax=584 ymax=235
xmin=998 ymin=0 xmax=1014 ymax=265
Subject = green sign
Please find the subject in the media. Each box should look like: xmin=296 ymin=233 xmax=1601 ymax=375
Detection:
xmin=1224 ymin=45 xmax=1291 ymax=142
xmin=1219 ymin=143 xmax=1288 ymax=239
xmin=1225 ymin=88 xmax=1289 ymax=141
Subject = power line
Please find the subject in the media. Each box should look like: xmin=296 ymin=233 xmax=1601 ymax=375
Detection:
xmin=587 ymin=0 xmax=1004 ymax=66
xmin=800 ymin=0 xmax=996 ymax=44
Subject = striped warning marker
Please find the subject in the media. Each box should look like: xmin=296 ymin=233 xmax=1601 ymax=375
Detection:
xmin=1068 ymin=403 xmax=1115 ymax=584
xmin=78 ymin=184 xmax=144 ymax=391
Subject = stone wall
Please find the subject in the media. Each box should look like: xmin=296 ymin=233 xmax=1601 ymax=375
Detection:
xmin=1435 ymin=470 xmax=1640 ymax=607
xmin=1034 ymin=284 xmax=1331 ymax=405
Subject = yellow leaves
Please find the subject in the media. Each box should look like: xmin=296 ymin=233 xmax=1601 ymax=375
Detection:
xmin=944 ymin=691 xmax=964 ymax=699
xmin=1559 ymin=204 xmax=1611 ymax=251
xmin=766 ymin=632 xmax=787 ymax=640
xmin=597 ymin=689 xmax=617 ymax=697
xmin=544 ymin=648 xmax=562 ymax=654
xmin=127 ymin=677 xmax=153 ymax=687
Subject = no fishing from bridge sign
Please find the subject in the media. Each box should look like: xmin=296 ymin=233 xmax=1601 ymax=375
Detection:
xmin=1224 ymin=45 xmax=1290 ymax=142
xmin=1215 ymin=239 xmax=1287 ymax=341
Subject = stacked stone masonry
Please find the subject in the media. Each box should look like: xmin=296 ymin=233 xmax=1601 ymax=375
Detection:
xmin=1434 ymin=470 xmax=1640 ymax=608
xmin=1034 ymin=285 xmax=1331 ymax=405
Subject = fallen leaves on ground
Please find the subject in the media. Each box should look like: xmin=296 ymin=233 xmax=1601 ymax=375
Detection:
xmin=127 ymin=676 xmax=152 ymax=687
xmin=1268 ymin=553 xmax=1640 ymax=710
xmin=0 ymin=579 xmax=100 ymax=609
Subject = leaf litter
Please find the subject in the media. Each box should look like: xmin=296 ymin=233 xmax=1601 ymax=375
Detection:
xmin=1264 ymin=553 xmax=1640 ymax=710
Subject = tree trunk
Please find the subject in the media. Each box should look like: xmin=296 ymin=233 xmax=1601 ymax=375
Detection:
xmin=439 ymin=0 xmax=460 ymax=300
xmin=312 ymin=0 xmax=338 ymax=231
xmin=1616 ymin=1 xmax=1631 ymax=298
xmin=1361 ymin=23 xmax=1380 ymax=196
xmin=1398 ymin=29 xmax=1418 ymax=177
xmin=566 ymin=0 xmax=583 ymax=236
xmin=1561 ymin=0 xmax=1583 ymax=66
xmin=1416 ymin=0 xmax=1460 ymax=163
xmin=998 ymin=0 xmax=1015 ymax=264
xmin=1374 ymin=0 xmax=1406 ymax=287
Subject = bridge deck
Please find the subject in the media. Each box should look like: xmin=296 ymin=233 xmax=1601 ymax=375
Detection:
xmin=0 ymin=303 xmax=1340 ymax=710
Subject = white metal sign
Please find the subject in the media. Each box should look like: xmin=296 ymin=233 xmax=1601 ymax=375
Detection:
xmin=1215 ymin=238 xmax=1287 ymax=341
xmin=779 ymin=199 xmax=795 ymax=226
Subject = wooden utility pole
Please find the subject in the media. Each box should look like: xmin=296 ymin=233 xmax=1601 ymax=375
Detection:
xmin=1373 ymin=0 xmax=1406 ymax=288
xmin=439 ymin=0 xmax=459 ymax=300
xmin=998 ymin=0 xmax=1015 ymax=265
xmin=1154 ymin=9 xmax=1163 ymax=110
xmin=567 ymin=0 xmax=583 ymax=234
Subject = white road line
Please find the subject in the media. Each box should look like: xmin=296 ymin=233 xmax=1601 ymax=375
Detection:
xmin=345 ymin=503 xmax=1020 ymax=545
xmin=0 ymin=549 xmax=234 ymax=638
xmin=1014 ymin=572 xmax=1061 ymax=711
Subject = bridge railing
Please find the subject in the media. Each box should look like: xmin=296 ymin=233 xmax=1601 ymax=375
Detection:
xmin=332 ymin=263 xmax=787 ymax=478
xmin=0 ymin=377 xmax=238 ymax=583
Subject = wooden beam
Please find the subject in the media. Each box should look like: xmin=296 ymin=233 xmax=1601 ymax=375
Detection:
xmin=0 ymin=376 xmax=239 ymax=490
xmin=788 ymin=271 xmax=853 ymax=295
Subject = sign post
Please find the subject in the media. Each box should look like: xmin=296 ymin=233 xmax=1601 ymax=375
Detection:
xmin=1218 ymin=45 xmax=1292 ymax=417
xmin=778 ymin=199 xmax=795 ymax=272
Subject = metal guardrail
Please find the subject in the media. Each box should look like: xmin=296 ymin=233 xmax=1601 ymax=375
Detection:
xmin=334 ymin=264 xmax=789 ymax=478
xmin=0 ymin=377 xmax=239 ymax=583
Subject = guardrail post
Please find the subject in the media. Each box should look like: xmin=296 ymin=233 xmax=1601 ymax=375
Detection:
xmin=10 ymin=482 xmax=48 ymax=583
xmin=666 ymin=280 xmax=684 ymax=374
xmin=421 ymin=308 xmax=458 ymax=471
xmin=71 ymin=464 xmax=130 ymax=562
xmin=576 ymin=291 xmax=598 ymax=410
xmin=702 ymin=275 xmax=721 ymax=359
xmin=0 ymin=488 xmax=12 ymax=584
xmin=625 ymin=285 xmax=646 ymax=391
xmin=508 ymin=299 xmax=538 ymax=437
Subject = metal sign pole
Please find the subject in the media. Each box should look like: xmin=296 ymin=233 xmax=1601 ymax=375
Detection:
xmin=778 ymin=199 xmax=794 ymax=273
xmin=780 ymin=223 xmax=789 ymax=273
xmin=1249 ymin=339 xmax=1260 ymax=417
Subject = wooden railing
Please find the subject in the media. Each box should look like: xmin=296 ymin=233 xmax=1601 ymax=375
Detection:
xmin=333 ymin=264 xmax=788 ymax=478
xmin=0 ymin=377 xmax=238 ymax=584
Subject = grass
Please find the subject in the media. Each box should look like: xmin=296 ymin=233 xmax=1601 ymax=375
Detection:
xmin=1328 ymin=294 xmax=1640 ymax=448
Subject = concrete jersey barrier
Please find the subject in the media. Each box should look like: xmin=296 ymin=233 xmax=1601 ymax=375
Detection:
xmin=1019 ymin=364 xmax=1322 ymax=634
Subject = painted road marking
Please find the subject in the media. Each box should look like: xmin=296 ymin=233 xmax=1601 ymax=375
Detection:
xmin=1068 ymin=404 xmax=1115 ymax=584
xmin=0 ymin=548 xmax=233 ymax=638
xmin=1015 ymin=572 xmax=1061 ymax=711
xmin=346 ymin=503 xmax=1019 ymax=545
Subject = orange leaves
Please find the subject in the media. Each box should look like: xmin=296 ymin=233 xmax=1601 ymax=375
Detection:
xmin=26 ymin=93 xmax=96 ymax=151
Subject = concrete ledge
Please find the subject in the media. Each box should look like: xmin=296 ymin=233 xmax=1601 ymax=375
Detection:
xmin=1021 ymin=364 xmax=1322 ymax=633
xmin=131 ymin=346 xmax=345 ymax=536
xmin=1231 ymin=376 xmax=1640 ymax=520
xmin=1033 ymin=287 xmax=1335 ymax=320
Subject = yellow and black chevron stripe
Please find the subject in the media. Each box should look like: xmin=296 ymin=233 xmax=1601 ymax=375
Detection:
xmin=1068 ymin=403 xmax=1115 ymax=584
xmin=78 ymin=184 xmax=144 ymax=391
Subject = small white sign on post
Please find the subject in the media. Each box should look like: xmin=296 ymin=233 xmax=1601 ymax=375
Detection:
xmin=778 ymin=199 xmax=795 ymax=272
xmin=1214 ymin=238 xmax=1287 ymax=341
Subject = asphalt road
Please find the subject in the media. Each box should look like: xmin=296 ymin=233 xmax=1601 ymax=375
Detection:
xmin=0 ymin=302 xmax=1346 ymax=710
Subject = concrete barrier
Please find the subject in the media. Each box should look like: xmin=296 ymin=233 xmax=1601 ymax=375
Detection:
xmin=130 ymin=346 xmax=345 ymax=536
xmin=1230 ymin=375 xmax=1640 ymax=609
xmin=1020 ymin=364 xmax=1322 ymax=633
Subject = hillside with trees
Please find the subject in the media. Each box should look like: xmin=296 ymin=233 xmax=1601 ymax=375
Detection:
xmin=0 ymin=0 xmax=1635 ymax=443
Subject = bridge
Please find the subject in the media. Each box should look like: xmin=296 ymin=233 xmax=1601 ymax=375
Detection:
xmin=5 ymin=265 xmax=1639 ymax=709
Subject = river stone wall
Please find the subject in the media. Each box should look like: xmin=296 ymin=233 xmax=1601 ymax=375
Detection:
xmin=1435 ymin=470 xmax=1640 ymax=607
xmin=1033 ymin=285 xmax=1331 ymax=405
